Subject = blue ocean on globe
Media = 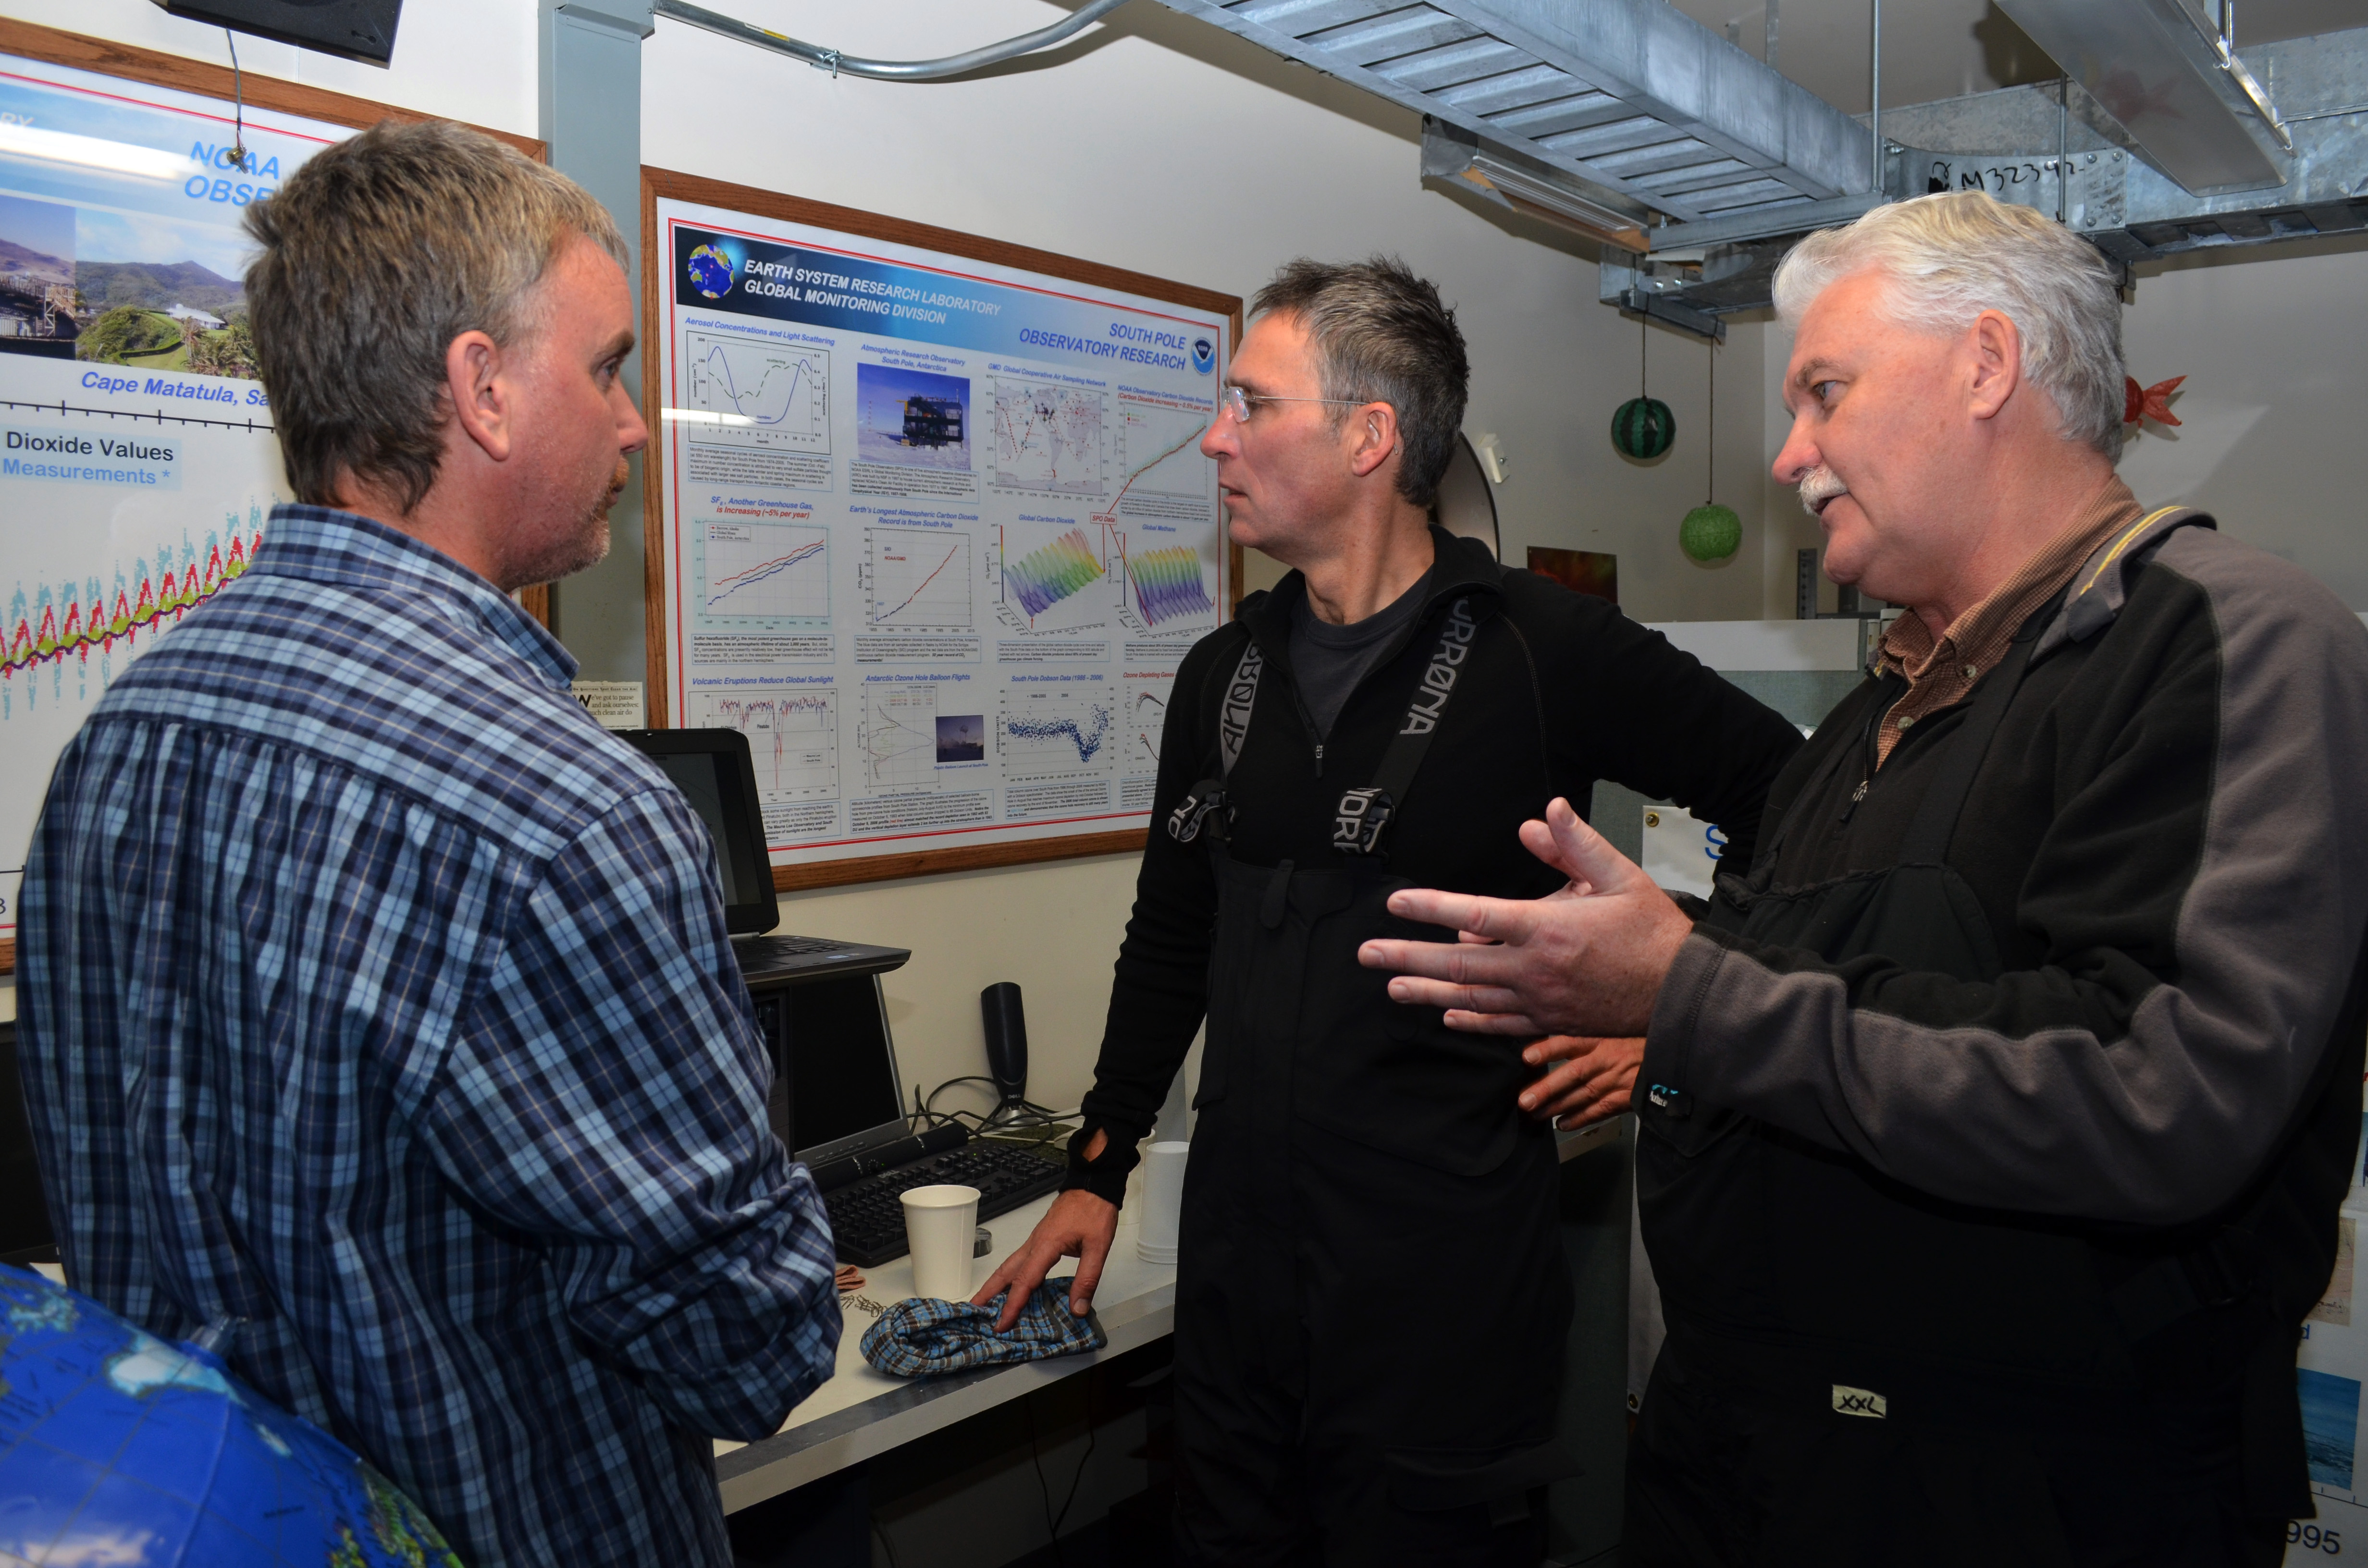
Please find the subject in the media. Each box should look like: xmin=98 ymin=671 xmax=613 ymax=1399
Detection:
xmin=0 ymin=1264 xmax=463 ymax=1567
xmin=687 ymin=243 xmax=734 ymax=300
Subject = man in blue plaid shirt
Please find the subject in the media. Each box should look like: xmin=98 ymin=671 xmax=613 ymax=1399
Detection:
xmin=16 ymin=122 xmax=839 ymax=1566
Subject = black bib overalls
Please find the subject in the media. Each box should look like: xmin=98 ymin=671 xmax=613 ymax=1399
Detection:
xmin=1169 ymin=615 xmax=1574 ymax=1567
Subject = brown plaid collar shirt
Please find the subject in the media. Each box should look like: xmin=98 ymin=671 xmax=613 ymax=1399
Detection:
xmin=1873 ymin=475 xmax=2147 ymax=766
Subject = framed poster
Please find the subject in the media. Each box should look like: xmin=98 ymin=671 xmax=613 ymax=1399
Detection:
xmin=0 ymin=19 xmax=539 ymax=973
xmin=643 ymin=168 xmax=1242 ymax=892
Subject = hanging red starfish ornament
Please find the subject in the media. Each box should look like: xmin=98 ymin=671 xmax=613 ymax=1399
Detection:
xmin=2125 ymin=374 xmax=2185 ymax=427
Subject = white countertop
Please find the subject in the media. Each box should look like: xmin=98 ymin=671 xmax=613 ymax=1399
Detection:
xmin=715 ymin=1188 xmax=1178 ymax=1512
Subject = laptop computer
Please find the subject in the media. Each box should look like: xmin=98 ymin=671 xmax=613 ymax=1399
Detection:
xmin=618 ymin=727 xmax=1062 ymax=1262
xmin=779 ymin=968 xmax=1067 ymax=1267
xmin=615 ymin=727 xmax=908 ymax=985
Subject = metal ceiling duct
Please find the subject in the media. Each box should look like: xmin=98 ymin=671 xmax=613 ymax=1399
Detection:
xmin=1148 ymin=0 xmax=1875 ymax=226
xmin=1991 ymin=0 xmax=2292 ymax=195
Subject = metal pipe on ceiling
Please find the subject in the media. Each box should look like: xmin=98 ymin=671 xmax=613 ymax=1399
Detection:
xmin=650 ymin=0 xmax=1135 ymax=80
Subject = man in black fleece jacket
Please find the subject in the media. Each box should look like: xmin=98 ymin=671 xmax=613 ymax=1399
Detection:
xmin=1367 ymin=193 xmax=2368 ymax=1566
xmin=976 ymin=257 xmax=1801 ymax=1566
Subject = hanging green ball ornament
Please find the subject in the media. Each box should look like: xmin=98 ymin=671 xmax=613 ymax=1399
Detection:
xmin=1680 ymin=503 xmax=1742 ymax=564
xmin=1611 ymin=396 xmax=1674 ymax=460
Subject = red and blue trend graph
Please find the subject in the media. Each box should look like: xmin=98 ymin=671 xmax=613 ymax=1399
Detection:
xmin=5 ymin=510 xmax=264 ymax=714
xmin=1002 ymin=528 xmax=1103 ymax=620
xmin=707 ymin=536 xmax=827 ymax=609
xmin=1125 ymin=546 xmax=1213 ymax=628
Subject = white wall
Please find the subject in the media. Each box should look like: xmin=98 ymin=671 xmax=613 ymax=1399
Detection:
xmin=2116 ymin=236 xmax=2368 ymax=610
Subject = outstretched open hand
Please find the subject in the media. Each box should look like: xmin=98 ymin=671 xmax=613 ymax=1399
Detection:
xmin=1357 ymin=796 xmax=1694 ymax=1038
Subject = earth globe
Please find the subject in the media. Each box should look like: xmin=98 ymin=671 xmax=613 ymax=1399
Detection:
xmin=0 ymin=1263 xmax=464 ymax=1567
xmin=686 ymin=243 xmax=735 ymax=300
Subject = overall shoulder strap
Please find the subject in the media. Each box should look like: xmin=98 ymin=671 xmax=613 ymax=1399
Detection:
xmin=1332 ymin=595 xmax=1490 ymax=856
xmin=1166 ymin=630 xmax=1261 ymax=845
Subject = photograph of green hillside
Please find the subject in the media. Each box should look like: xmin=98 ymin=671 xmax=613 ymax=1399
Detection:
xmin=73 ymin=258 xmax=256 ymax=379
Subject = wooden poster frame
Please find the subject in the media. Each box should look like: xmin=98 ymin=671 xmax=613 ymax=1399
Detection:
xmin=0 ymin=19 xmax=544 ymax=975
xmin=640 ymin=166 xmax=1243 ymax=895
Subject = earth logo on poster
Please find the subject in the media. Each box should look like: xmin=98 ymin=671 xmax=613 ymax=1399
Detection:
xmin=1192 ymin=338 xmax=1214 ymax=374
xmin=688 ymin=242 xmax=737 ymax=300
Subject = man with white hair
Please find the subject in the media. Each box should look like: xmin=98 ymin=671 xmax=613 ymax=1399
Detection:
xmin=1362 ymin=190 xmax=2368 ymax=1563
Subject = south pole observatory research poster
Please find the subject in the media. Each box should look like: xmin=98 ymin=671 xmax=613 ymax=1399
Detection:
xmin=0 ymin=51 xmax=345 ymax=944
xmin=653 ymin=194 xmax=1231 ymax=874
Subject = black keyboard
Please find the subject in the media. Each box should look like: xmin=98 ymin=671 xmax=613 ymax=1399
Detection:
xmin=823 ymin=1139 xmax=1068 ymax=1267
xmin=735 ymin=932 xmax=855 ymax=962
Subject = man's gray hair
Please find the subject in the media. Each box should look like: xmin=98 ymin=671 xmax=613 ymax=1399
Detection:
xmin=244 ymin=119 xmax=627 ymax=512
xmin=1251 ymin=257 xmax=1468 ymax=509
xmin=1773 ymin=190 xmax=2125 ymax=456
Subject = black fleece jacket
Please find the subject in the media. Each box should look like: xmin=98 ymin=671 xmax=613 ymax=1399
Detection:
xmin=1066 ymin=528 xmax=1804 ymax=1200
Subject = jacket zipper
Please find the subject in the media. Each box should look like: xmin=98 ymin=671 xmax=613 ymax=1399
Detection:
xmin=1838 ymin=677 xmax=1899 ymax=825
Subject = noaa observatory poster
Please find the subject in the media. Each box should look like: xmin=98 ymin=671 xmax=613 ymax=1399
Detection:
xmin=651 ymin=190 xmax=1233 ymax=875
xmin=0 ymin=50 xmax=346 ymax=948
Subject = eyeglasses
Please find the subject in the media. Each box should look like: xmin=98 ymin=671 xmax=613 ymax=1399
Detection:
xmin=1218 ymin=385 xmax=1371 ymax=425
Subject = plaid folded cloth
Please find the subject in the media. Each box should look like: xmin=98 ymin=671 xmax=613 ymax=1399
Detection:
xmin=860 ymin=1278 xmax=1107 ymax=1377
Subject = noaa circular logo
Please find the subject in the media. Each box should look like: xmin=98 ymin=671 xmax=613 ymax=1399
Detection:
xmin=687 ymin=243 xmax=735 ymax=300
xmin=1192 ymin=338 xmax=1215 ymax=374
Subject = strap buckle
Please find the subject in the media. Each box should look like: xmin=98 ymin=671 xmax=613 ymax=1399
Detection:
xmin=1332 ymin=786 xmax=1394 ymax=855
xmin=1168 ymin=780 xmax=1231 ymax=843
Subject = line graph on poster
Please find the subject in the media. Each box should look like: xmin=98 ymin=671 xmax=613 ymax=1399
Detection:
xmin=1113 ymin=396 xmax=1212 ymax=502
xmin=999 ymin=684 xmax=1116 ymax=783
xmin=856 ymin=683 xmax=947 ymax=794
xmin=693 ymin=689 xmax=839 ymax=800
xmin=694 ymin=517 xmax=830 ymax=632
xmin=1125 ymin=677 xmax=1172 ymax=772
xmin=865 ymin=526 xmax=972 ymax=630
xmin=681 ymin=331 xmax=830 ymax=453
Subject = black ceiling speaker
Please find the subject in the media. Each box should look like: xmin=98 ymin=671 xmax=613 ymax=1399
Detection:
xmin=150 ymin=0 xmax=404 ymax=67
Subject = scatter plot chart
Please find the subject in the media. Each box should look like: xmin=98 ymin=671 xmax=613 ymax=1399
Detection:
xmin=858 ymin=684 xmax=942 ymax=793
xmin=1125 ymin=546 xmax=1215 ymax=629
xmin=695 ymin=521 xmax=830 ymax=630
xmin=866 ymin=527 xmax=972 ymax=629
xmin=991 ymin=379 xmax=1107 ymax=495
xmin=693 ymin=690 xmax=839 ymax=799
xmin=999 ymin=686 xmax=1116 ymax=782
xmin=1002 ymin=527 xmax=1105 ymax=622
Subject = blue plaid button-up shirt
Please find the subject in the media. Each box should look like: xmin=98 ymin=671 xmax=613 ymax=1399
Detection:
xmin=18 ymin=505 xmax=841 ymax=1567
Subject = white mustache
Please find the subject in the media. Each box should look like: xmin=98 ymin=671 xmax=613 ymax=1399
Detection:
xmin=1798 ymin=466 xmax=1849 ymax=518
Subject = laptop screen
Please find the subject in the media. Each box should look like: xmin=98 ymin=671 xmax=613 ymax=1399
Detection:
xmin=788 ymin=975 xmax=907 ymax=1164
xmin=617 ymin=729 xmax=780 ymax=935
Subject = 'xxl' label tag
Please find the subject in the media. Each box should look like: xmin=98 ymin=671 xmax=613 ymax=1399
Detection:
xmin=1831 ymin=1385 xmax=1887 ymax=1419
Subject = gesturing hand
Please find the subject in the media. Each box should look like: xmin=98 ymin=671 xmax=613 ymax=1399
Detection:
xmin=1357 ymin=796 xmax=1694 ymax=1038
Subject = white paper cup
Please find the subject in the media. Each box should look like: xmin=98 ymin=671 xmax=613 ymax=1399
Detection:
xmin=1138 ymin=1141 xmax=1189 ymax=1264
xmin=902 ymin=1184 xmax=982 ymax=1301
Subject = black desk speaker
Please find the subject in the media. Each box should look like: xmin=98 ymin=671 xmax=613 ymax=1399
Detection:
xmin=980 ymin=982 xmax=1027 ymax=1110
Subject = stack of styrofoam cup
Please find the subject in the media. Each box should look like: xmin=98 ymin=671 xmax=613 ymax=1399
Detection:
xmin=1137 ymin=1141 xmax=1189 ymax=1265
